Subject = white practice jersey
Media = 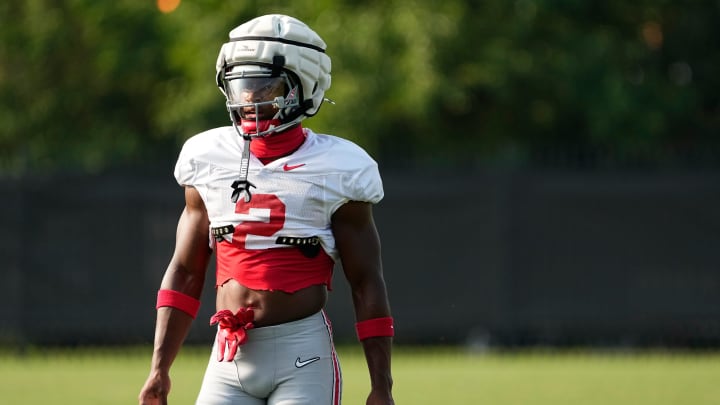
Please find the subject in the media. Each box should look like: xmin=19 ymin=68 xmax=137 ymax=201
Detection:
xmin=174 ymin=126 xmax=384 ymax=263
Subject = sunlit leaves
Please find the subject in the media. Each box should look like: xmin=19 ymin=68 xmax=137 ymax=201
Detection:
xmin=0 ymin=0 xmax=718 ymax=173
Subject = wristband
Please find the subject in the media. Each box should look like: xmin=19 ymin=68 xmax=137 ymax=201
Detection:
xmin=156 ymin=289 xmax=201 ymax=319
xmin=355 ymin=317 xmax=395 ymax=341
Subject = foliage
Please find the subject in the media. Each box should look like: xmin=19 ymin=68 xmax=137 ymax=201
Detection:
xmin=1 ymin=0 xmax=718 ymax=173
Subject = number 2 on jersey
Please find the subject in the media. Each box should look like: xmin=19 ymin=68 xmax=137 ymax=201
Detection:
xmin=232 ymin=194 xmax=286 ymax=247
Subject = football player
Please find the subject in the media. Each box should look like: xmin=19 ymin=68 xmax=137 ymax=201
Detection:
xmin=138 ymin=14 xmax=394 ymax=405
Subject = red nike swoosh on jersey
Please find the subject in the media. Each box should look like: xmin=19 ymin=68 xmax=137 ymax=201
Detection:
xmin=283 ymin=163 xmax=306 ymax=171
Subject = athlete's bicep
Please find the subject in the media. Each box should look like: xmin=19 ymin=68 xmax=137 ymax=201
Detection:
xmin=160 ymin=187 xmax=212 ymax=294
xmin=332 ymin=201 xmax=381 ymax=274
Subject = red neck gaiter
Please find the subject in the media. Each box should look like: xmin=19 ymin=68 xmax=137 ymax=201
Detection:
xmin=248 ymin=124 xmax=305 ymax=164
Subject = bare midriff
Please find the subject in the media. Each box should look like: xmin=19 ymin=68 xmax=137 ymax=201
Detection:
xmin=216 ymin=279 xmax=327 ymax=327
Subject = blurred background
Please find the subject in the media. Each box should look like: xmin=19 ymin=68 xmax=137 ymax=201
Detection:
xmin=1 ymin=0 xmax=719 ymax=350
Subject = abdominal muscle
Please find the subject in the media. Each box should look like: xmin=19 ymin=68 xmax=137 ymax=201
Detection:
xmin=216 ymin=279 xmax=328 ymax=327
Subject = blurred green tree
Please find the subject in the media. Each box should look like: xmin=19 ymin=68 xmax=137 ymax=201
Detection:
xmin=1 ymin=0 xmax=718 ymax=174
xmin=0 ymin=1 xmax=177 ymax=172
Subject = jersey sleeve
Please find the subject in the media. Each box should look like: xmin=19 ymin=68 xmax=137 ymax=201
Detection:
xmin=173 ymin=142 xmax=196 ymax=186
xmin=319 ymin=134 xmax=385 ymax=209
xmin=173 ymin=130 xmax=216 ymax=187
xmin=348 ymin=158 xmax=384 ymax=204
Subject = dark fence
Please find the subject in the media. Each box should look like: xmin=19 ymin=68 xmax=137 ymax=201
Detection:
xmin=1 ymin=169 xmax=719 ymax=347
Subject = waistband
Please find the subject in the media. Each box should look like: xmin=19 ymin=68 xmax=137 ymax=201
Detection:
xmin=242 ymin=311 xmax=328 ymax=340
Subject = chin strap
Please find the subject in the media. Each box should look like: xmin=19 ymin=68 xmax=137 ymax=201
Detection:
xmin=230 ymin=125 xmax=256 ymax=203
xmin=241 ymin=118 xmax=282 ymax=134
xmin=227 ymin=90 xmax=304 ymax=203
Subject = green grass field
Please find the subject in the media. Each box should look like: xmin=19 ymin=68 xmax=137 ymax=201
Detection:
xmin=1 ymin=346 xmax=718 ymax=404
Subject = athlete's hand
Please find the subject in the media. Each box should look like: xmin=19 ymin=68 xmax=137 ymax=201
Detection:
xmin=366 ymin=389 xmax=394 ymax=405
xmin=139 ymin=370 xmax=171 ymax=405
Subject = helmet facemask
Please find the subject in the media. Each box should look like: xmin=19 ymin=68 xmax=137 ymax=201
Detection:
xmin=220 ymin=65 xmax=306 ymax=204
xmin=222 ymin=65 xmax=303 ymax=138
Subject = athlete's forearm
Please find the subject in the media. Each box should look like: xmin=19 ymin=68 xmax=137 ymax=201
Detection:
xmin=351 ymin=278 xmax=394 ymax=395
xmin=361 ymin=336 xmax=394 ymax=392
xmin=151 ymin=264 xmax=207 ymax=372
xmin=150 ymin=307 xmax=194 ymax=372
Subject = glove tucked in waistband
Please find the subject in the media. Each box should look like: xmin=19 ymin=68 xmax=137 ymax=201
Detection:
xmin=210 ymin=308 xmax=255 ymax=362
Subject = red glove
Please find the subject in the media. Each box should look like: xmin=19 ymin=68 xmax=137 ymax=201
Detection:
xmin=209 ymin=308 xmax=255 ymax=362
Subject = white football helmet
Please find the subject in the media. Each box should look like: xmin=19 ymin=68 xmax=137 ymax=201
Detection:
xmin=216 ymin=14 xmax=332 ymax=137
